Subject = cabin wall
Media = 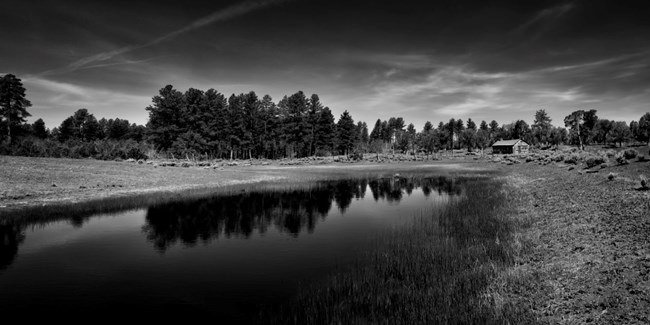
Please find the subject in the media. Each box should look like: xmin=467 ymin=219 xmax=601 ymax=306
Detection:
xmin=492 ymin=146 xmax=513 ymax=154
xmin=515 ymin=144 xmax=529 ymax=154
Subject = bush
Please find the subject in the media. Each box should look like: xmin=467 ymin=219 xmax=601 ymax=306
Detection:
xmin=552 ymin=154 xmax=564 ymax=162
xmin=615 ymin=152 xmax=629 ymax=165
xmin=349 ymin=152 xmax=364 ymax=161
xmin=585 ymin=155 xmax=606 ymax=168
xmin=565 ymin=153 xmax=580 ymax=164
xmin=623 ymin=149 xmax=639 ymax=160
xmin=637 ymin=154 xmax=647 ymax=162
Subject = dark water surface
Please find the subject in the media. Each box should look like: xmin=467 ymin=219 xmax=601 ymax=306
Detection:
xmin=0 ymin=175 xmax=464 ymax=321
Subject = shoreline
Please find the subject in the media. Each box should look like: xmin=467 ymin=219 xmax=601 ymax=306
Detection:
xmin=0 ymin=155 xmax=490 ymax=212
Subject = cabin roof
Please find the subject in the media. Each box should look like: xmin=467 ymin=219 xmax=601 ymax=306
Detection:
xmin=491 ymin=139 xmax=528 ymax=147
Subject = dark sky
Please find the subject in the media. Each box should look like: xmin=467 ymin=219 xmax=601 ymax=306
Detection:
xmin=1 ymin=0 xmax=649 ymax=129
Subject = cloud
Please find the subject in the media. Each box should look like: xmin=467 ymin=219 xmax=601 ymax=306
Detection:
xmin=23 ymin=76 xmax=152 ymax=127
xmin=512 ymin=3 xmax=574 ymax=40
xmin=330 ymin=48 xmax=649 ymax=127
xmin=41 ymin=0 xmax=292 ymax=76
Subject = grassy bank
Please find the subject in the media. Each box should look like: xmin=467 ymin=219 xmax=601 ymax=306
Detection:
xmin=0 ymin=155 xmax=486 ymax=212
xmin=267 ymin=175 xmax=538 ymax=324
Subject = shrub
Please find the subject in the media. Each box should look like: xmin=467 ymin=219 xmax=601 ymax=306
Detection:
xmin=565 ymin=153 xmax=580 ymax=164
xmin=615 ymin=152 xmax=629 ymax=165
xmin=585 ymin=155 xmax=606 ymax=168
xmin=641 ymin=175 xmax=648 ymax=189
xmin=637 ymin=155 xmax=647 ymax=162
xmin=553 ymin=154 xmax=564 ymax=162
xmin=623 ymin=149 xmax=639 ymax=160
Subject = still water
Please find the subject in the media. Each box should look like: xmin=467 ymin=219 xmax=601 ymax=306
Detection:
xmin=0 ymin=175 xmax=463 ymax=321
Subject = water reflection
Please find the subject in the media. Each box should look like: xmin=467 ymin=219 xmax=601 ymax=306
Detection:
xmin=142 ymin=176 xmax=462 ymax=252
xmin=0 ymin=175 xmax=462 ymax=268
xmin=0 ymin=221 xmax=25 ymax=270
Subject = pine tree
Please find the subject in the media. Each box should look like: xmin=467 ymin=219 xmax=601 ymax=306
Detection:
xmin=226 ymin=94 xmax=245 ymax=159
xmin=466 ymin=118 xmax=477 ymax=130
xmin=314 ymin=107 xmax=335 ymax=155
xmin=532 ymin=109 xmax=553 ymax=145
xmin=146 ymin=85 xmax=185 ymax=150
xmin=0 ymin=74 xmax=32 ymax=144
xmin=32 ymin=118 xmax=48 ymax=139
xmin=336 ymin=110 xmax=356 ymax=155
xmin=369 ymin=119 xmax=383 ymax=141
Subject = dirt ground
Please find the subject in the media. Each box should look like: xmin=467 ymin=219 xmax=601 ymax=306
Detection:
xmin=494 ymin=156 xmax=650 ymax=324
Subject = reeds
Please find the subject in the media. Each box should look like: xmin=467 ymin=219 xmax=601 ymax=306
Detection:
xmin=267 ymin=177 xmax=537 ymax=324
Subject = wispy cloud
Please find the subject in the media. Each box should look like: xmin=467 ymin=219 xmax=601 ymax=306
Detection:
xmin=40 ymin=0 xmax=292 ymax=76
xmin=23 ymin=76 xmax=152 ymax=126
xmin=512 ymin=3 xmax=574 ymax=40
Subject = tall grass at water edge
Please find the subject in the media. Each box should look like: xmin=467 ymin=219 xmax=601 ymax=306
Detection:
xmin=269 ymin=176 xmax=538 ymax=324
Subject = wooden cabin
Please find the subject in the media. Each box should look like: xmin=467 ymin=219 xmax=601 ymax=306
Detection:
xmin=491 ymin=139 xmax=530 ymax=154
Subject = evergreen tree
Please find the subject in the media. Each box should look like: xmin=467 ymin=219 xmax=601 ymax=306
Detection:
xmin=629 ymin=120 xmax=640 ymax=144
xmin=466 ymin=118 xmax=476 ymax=130
xmin=479 ymin=120 xmax=488 ymax=131
xmin=146 ymin=85 xmax=185 ymax=150
xmin=639 ymin=112 xmax=650 ymax=145
xmin=107 ymin=118 xmax=130 ymax=140
xmin=205 ymin=88 xmax=228 ymax=156
xmin=242 ymin=91 xmax=260 ymax=159
xmin=0 ymin=74 xmax=32 ymax=144
xmin=32 ymin=118 xmax=48 ymax=139
xmin=58 ymin=117 xmax=75 ymax=142
xmin=369 ymin=119 xmax=383 ymax=141
xmin=423 ymin=121 xmax=433 ymax=133
xmin=512 ymin=120 xmax=530 ymax=141
xmin=284 ymin=91 xmax=309 ymax=157
xmin=336 ymin=110 xmax=356 ymax=155
xmin=405 ymin=123 xmax=416 ymax=154
xmin=532 ymin=109 xmax=552 ymax=145
xmin=314 ymin=107 xmax=335 ymax=155
xmin=461 ymin=128 xmax=476 ymax=151
xmin=226 ymin=94 xmax=245 ymax=159
xmin=306 ymin=94 xmax=323 ymax=156
xmin=447 ymin=118 xmax=456 ymax=149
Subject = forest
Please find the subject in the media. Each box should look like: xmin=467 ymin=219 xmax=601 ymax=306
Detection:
xmin=1 ymin=73 xmax=650 ymax=160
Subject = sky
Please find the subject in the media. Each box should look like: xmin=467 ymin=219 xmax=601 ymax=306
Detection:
xmin=1 ymin=0 xmax=649 ymax=130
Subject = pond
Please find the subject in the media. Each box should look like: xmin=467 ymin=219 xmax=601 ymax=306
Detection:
xmin=0 ymin=174 xmax=466 ymax=322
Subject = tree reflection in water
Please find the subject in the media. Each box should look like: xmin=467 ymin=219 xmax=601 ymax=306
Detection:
xmin=0 ymin=221 xmax=25 ymax=271
xmin=142 ymin=176 xmax=462 ymax=252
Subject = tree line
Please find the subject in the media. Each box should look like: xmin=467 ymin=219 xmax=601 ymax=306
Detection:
xmin=1 ymin=73 xmax=649 ymax=160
